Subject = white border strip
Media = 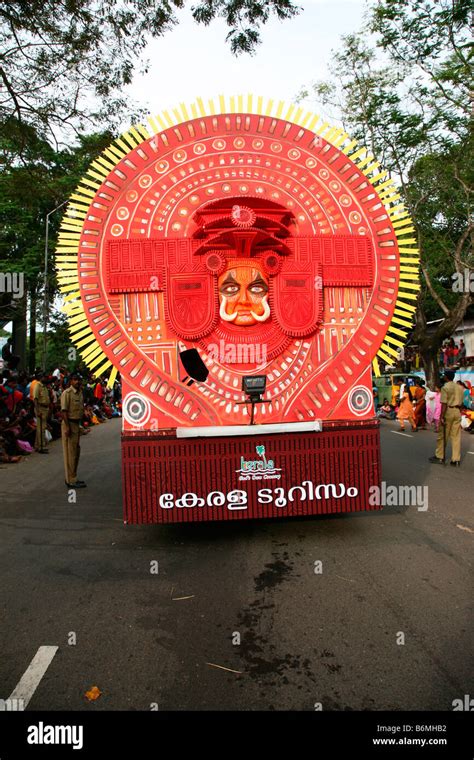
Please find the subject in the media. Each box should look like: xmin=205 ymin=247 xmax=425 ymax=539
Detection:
xmin=177 ymin=421 xmax=323 ymax=438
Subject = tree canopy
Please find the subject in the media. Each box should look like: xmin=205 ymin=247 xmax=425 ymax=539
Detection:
xmin=298 ymin=0 xmax=473 ymax=384
xmin=0 ymin=0 xmax=299 ymax=154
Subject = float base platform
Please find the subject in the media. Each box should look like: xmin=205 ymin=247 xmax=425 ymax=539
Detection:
xmin=122 ymin=419 xmax=381 ymax=524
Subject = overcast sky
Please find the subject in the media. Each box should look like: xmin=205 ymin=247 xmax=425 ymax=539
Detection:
xmin=125 ymin=0 xmax=370 ymax=122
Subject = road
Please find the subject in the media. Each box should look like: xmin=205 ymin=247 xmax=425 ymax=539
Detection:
xmin=0 ymin=417 xmax=472 ymax=711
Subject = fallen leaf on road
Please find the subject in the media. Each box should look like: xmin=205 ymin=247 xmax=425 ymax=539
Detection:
xmin=84 ymin=686 xmax=102 ymax=701
xmin=456 ymin=524 xmax=473 ymax=534
xmin=206 ymin=663 xmax=243 ymax=674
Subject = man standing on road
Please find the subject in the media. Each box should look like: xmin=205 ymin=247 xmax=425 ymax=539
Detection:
xmin=61 ymin=372 xmax=86 ymax=488
xmin=429 ymin=369 xmax=464 ymax=467
xmin=33 ymin=372 xmax=51 ymax=453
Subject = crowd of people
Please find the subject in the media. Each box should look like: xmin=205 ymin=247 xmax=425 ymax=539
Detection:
xmin=0 ymin=365 xmax=122 ymax=464
xmin=381 ymin=338 xmax=470 ymax=375
xmin=439 ymin=338 xmax=467 ymax=368
xmin=376 ymin=374 xmax=474 ymax=434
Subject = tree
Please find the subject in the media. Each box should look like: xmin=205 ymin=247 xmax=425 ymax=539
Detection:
xmin=0 ymin=0 xmax=299 ymax=157
xmin=0 ymin=121 xmax=115 ymax=371
xmin=407 ymin=138 xmax=473 ymax=384
xmin=298 ymin=0 xmax=472 ymax=386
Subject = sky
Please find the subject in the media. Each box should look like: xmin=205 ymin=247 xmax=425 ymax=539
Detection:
xmin=124 ymin=0 xmax=370 ymax=125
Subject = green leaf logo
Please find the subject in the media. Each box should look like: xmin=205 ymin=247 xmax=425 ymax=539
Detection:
xmin=256 ymin=445 xmax=265 ymax=457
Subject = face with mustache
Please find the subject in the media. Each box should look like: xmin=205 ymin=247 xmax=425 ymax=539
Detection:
xmin=218 ymin=263 xmax=270 ymax=326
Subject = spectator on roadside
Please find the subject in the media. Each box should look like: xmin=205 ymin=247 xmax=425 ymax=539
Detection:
xmin=426 ymin=385 xmax=442 ymax=432
xmin=33 ymin=372 xmax=52 ymax=454
xmin=0 ymin=375 xmax=23 ymax=415
xmin=28 ymin=371 xmax=41 ymax=401
xmin=377 ymin=399 xmax=395 ymax=420
xmin=93 ymin=377 xmax=105 ymax=406
xmin=413 ymin=378 xmax=427 ymax=430
xmin=397 ymin=384 xmax=417 ymax=432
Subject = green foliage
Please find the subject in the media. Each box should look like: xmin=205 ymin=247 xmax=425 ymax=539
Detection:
xmin=40 ymin=311 xmax=75 ymax=370
xmin=0 ymin=124 xmax=113 ymax=283
xmin=407 ymin=136 xmax=473 ymax=323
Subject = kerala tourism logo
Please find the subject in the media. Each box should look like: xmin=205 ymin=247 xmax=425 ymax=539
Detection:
xmin=236 ymin=445 xmax=282 ymax=481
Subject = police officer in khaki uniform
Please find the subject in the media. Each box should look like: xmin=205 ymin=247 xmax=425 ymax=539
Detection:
xmin=429 ymin=369 xmax=464 ymax=467
xmin=33 ymin=372 xmax=51 ymax=453
xmin=61 ymin=372 xmax=86 ymax=488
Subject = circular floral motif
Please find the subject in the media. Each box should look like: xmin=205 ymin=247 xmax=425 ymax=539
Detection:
xmin=231 ymin=205 xmax=256 ymax=228
xmin=349 ymin=211 xmax=362 ymax=225
xmin=116 ymin=207 xmax=129 ymax=220
xmin=233 ymin=137 xmax=245 ymax=149
xmin=110 ymin=223 xmax=124 ymax=237
xmin=340 ymin=194 xmax=352 ymax=207
xmin=252 ymin=139 xmax=264 ymax=150
xmin=305 ymin=157 xmax=317 ymax=169
xmin=270 ymin=142 xmax=282 ymax=153
xmin=126 ymin=190 xmax=138 ymax=203
xmin=348 ymin=386 xmax=372 ymax=416
xmin=193 ymin=143 xmax=206 ymax=155
xmin=318 ymin=168 xmax=329 ymax=180
xmin=138 ymin=175 xmax=152 ymax=188
xmin=329 ymin=180 xmax=341 ymax=192
xmin=288 ymin=148 xmax=301 ymax=160
xmin=155 ymin=160 xmax=169 ymax=174
xmin=173 ymin=149 xmax=187 ymax=163
xmin=123 ymin=393 xmax=151 ymax=427
xmin=212 ymin=139 xmax=226 ymax=151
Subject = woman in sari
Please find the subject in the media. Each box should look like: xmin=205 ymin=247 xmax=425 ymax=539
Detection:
xmin=413 ymin=379 xmax=426 ymax=430
xmin=397 ymin=381 xmax=417 ymax=432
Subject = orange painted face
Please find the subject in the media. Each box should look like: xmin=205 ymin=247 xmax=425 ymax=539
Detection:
xmin=218 ymin=262 xmax=270 ymax=326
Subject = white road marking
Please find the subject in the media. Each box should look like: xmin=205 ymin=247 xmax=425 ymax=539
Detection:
xmin=391 ymin=431 xmax=413 ymax=438
xmin=5 ymin=646 xmax=58 ymax=709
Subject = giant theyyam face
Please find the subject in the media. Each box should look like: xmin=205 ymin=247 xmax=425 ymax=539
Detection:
xmin=218 ymin=261 xmax=270 ymax=326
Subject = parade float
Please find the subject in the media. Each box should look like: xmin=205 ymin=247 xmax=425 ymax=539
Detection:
xmin=55 ymin=96 xmax=419 ymax=523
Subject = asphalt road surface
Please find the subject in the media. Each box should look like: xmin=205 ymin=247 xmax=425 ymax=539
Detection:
xmin=0 ymin=418 xmax=472 ymax=711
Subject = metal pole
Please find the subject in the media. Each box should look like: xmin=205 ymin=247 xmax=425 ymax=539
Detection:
xmin=42 ymin=200 xmax=68 ymax=371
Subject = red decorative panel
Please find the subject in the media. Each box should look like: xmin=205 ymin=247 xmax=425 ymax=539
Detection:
xmin=122 ymin=420 xmax=382 ymax=524
xmin=74 ymin=112 xmax=401 ymax=431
